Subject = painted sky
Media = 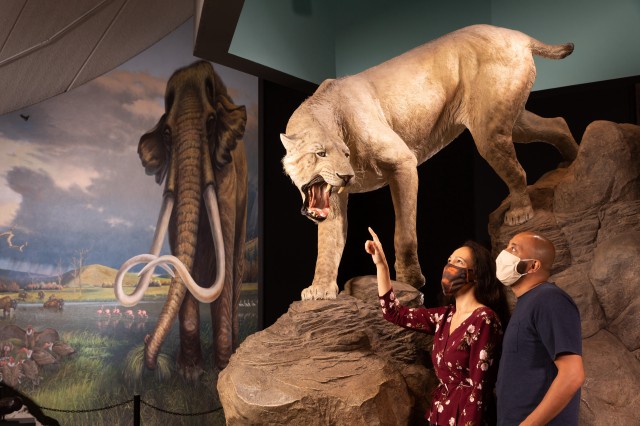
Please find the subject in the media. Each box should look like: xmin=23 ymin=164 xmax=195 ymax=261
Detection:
xmin=0 ymin=18 xmax=259 ymax=276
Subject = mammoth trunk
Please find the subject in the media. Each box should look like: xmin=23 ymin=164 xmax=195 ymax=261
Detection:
xmin=145 ymin=116 xmax=203 ymax=370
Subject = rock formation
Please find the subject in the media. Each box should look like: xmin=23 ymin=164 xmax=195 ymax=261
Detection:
xmin=218 ymin=277 xmax=437 ymax=425
xmin=488 ymin=120 xmax=640 ymax=425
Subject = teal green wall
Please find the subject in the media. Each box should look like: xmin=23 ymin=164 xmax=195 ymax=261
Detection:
xmin=230 ymin=0 xmax=335 ymax=85
xmin=333 ymin=0 xmax=491 ymax=77
xmin=230 ymin=0 xmax=640 ymax=91
xmin=491 ymin=0 xmax=640 ymax=90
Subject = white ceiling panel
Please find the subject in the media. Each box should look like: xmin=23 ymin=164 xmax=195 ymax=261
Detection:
xmin=0 ymin=0 xmax=193 ymax=116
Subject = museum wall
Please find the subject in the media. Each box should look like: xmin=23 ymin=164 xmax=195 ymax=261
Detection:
xmin=230 ymin=0 xmax=336 ymax=85
xmin=229 ymin=0 xmax=640 ymax=91
xmin=334 ymin=0 xmax=491 ymax=78
xmin=490 ymin=0 xmax=640 ymax=90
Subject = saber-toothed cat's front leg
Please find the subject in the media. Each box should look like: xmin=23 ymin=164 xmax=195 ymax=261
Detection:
xmin=301 ymin=192 xmax=348 ymax=300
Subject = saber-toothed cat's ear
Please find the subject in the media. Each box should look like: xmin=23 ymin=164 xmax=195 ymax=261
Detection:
xmin=280 ymin=133 xmax=296 ymax=151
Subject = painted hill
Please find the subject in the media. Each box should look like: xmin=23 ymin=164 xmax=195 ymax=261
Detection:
xmin=1 ymin=237 xmax=259 ymax=288
xmin=62 ymin=264 xmax=154 ymax=287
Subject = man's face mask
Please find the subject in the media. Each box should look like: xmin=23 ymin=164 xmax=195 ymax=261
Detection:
xmin=441 ymin=263 xmax=476 ymax=296
xmin=495 ymin=250 xmax=535 ymax=286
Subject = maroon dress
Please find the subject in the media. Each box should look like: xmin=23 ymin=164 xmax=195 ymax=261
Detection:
xmin=379 ymin=288 xmax=503 ymax=426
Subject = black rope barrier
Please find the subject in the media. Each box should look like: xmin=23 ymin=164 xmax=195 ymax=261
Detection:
xmin=39 ymin=398 xmax=134 ymax=413
xmin=140 ymin=399 xmax=223 ymax=416
xmin=38 ymin=395 xmax=223 ymax=423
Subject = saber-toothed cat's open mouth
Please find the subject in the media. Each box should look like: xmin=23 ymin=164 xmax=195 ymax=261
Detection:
xmin=300 ymin=175 xmax=344 ymax=223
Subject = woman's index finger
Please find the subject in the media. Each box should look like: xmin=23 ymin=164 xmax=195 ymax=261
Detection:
xmin=367 ymin=227 xmax=380 ymax=243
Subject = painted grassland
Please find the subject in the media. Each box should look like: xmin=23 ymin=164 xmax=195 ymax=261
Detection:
xmin=29 ymin=326 xmax=229 ymax=425
xmin=0 ymin=239 xmax=259 ymax=424
xmin=6 ymin=293 xmax=258 ymax=426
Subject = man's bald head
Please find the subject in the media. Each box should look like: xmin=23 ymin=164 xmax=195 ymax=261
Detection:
xmin=517 ymin=231 xmax=555 ymax=273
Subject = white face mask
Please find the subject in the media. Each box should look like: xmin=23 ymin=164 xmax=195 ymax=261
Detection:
xmin=495 ymin=250 xmax=534 ymax=286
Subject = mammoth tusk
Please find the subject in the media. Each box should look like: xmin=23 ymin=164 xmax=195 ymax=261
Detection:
xmin=203 ymin=183 xmax=226 ymax=301
xmin=140 ymin=254 xmax=224 ymax=303
xmin=115 ymin=254 xmax=175 ymax=306
xmin=115 ymin=254 xmax=159 ymax=306
xmin=114 ymin=183 xmax=225 ymax=305
xmin=149 ymin=193 xmax=174 ymax=255
xmin=136 ymin=183 xmax=225 ymax=304
xmin=138 ymin=261 xmax=175 ymax=278
xmin=114 ymin=193 xmax=174 ymax=306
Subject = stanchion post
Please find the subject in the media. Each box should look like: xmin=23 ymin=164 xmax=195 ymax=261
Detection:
xmin=134 ymin=394 xmax=140 ymax=426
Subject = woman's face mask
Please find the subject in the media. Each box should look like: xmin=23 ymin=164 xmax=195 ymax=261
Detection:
xmin=441 ymin=263 xmax=476 ymax=296
xmin=495 ymin=250 xmax=534 ymax=286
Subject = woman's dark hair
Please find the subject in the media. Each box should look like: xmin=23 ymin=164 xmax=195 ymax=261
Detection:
xmin=463 ymin=240 xmax=511 ymax=328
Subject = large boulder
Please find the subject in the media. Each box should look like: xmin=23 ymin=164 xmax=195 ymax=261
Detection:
xmin=580 ymin=329 xmax=640 ymax=425
xmin=218 ymin=277 xmax=437 ymax=425
xmin=489 ymin=121 xmax=640 ymax=424
xmin=589 ymin=232 xmax=640 ymax=352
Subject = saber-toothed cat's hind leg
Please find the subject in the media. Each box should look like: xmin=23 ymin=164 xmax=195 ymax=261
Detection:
xmin=473 ymin=127 xmax=532 ymax=226
xmin=513 ymin=110 xmax=579 ymax=164
xmin=301 ymin=191 xmax=348 ymax=300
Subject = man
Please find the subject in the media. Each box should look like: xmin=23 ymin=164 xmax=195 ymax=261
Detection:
xmin=495 ymin=231 xmax=584 ymax=425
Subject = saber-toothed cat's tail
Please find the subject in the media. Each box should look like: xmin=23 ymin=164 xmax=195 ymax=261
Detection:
xmin=530 ymin=39 xmax=574 ymax=59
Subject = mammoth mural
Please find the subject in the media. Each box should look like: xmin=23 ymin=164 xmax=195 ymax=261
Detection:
xmin=115 ymin=60 xmax=248 ymax=380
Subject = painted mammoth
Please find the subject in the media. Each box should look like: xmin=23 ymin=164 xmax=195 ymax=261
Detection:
xmin=0 ymin=296 xmax=17 ymax=318
xmin=43 ymin=298 xmax=64 ymax=310
xmin=115 ymin=60 xmax=248 ymax=380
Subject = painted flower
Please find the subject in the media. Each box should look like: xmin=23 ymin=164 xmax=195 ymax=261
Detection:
xmin=467 ymin=324 xmax=475 ymax=334
xmin=479 ymin=349 xmax=488 ymax=360
xmin=379 ymin=300 xmax=385 ymax=307
xmin=449 ymin=417 xmax=455 ymax=426
xmin=480 ymin=362 xmax=489 ymax=371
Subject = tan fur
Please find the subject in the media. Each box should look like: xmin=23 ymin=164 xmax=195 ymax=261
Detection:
xmin=281 ymin=25 xmax=579 ymax=300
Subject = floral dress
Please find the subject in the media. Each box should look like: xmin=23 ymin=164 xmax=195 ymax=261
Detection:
xmin=379 ymin=288 xmax=503 ymax=426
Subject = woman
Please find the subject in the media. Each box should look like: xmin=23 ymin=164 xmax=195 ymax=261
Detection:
xmin=365 ymin=227 xmax=509 ymax=426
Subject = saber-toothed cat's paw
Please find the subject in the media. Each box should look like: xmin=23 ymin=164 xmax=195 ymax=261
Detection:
xmin=301 ymin=283 xmax=339 ymax=300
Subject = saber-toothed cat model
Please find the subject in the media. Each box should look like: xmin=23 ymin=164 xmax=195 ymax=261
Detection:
xmin=281 ymin=24 xmax=578 ymax=300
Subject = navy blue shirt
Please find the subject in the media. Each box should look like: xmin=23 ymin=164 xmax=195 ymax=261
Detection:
xmin=497 ymin=282 xmax=582 ymax=425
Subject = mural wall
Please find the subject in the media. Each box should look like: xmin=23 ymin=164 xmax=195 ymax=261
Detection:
xmin=0 ymin=19 xmax=258 ymax=425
